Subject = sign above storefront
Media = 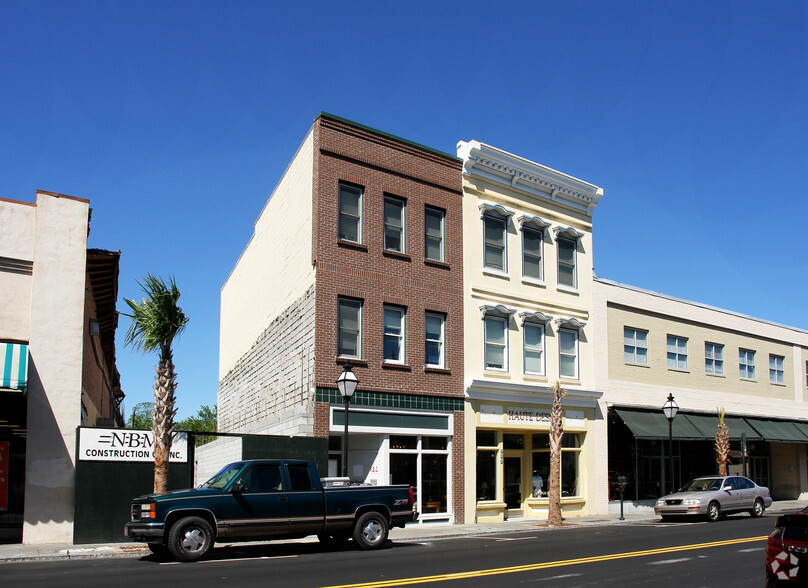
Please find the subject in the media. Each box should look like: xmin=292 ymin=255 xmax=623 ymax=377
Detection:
xmin=480 ymin=404 xmax=585 ymax=427
xmin=78 ymin=428 xmax=188 ymax=463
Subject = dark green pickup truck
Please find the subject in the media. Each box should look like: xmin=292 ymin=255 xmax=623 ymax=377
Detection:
xmin=125 ymin=459 xmax=417 ymax=561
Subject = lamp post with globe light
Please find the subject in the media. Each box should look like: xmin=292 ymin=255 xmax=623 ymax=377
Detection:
xmin=336 ymin=363 xmax=358 ymax=479
xmin=662 ymin=393 xmax=679 ymax=494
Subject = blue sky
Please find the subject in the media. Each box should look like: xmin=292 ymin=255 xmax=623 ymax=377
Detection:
xmin=3 ymin=1 xmax=807 ymax=421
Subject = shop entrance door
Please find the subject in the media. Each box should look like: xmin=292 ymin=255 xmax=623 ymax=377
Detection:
xmin=504 ymin=455 xmax=523 ymax=517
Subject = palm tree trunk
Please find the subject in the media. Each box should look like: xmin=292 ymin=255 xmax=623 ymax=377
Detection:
xmin=547 ymin=382 xmax=565 ymax=527
xmin=152 ymin=348 xmax=177 ymax=493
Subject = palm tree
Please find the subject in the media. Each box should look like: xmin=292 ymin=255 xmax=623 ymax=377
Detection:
xmin=547 ymin=382 xmax=565 ymax=527
xmin=715 ymin=407 xmax=730 ymax=476
xmin=122 ymin=274 xmax=189 ymax=493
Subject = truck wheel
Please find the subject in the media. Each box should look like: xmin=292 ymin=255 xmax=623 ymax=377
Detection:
xmin=167 ymin=516 xmax=214 ymax=562
xmin=353 ymin=512 xmax=389 ymax=550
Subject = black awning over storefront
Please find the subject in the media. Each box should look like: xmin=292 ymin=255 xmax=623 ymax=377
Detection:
xmin=613 ymin=407 xmax=808 ymax=443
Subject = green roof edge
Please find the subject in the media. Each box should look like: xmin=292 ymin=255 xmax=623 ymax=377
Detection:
xmin=316 ymin=112 xmax=462 ymax=163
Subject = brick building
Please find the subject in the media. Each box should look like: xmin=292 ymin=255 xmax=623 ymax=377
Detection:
xmin=219 ymin=114 xmax=465 ymax=523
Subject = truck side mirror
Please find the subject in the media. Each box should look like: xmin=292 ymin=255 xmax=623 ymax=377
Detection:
xmin=230 ymin=482 xmax=245 ymax=494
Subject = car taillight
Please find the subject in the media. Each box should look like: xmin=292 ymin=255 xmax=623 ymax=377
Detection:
xmin=409 ymin=487 xmax=413 ymax=506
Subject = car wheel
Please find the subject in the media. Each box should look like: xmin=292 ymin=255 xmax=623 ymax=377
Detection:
xmin=353 ymin=511 xmax=389 ymax=550
xmin=750 ymin=499 xmax=765 ymax=518
xmin=167 ymin=516 xmax=214 ymax=562
xmin=317 ymin=533 xmax=350 ymax=548
xmin=706 ymin=501 xmax=721 ymax=522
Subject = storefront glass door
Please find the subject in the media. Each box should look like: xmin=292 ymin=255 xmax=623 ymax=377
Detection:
xmin=504 ymin=456 xmax=522 ymax=515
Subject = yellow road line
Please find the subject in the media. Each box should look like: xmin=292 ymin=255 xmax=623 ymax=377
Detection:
xmin=321 ymin=535 xmax=768 ymax=588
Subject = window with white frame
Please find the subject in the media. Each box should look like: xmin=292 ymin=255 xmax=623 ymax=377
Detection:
xmin=425 ymin=206 xmax=445 ymax=262
xmin=337 ymin=297 xmax=362 ymax=358
xmin=558 ymin=328 xmax=579 ymax=379
xmin=384 ymin=196 xmax=406 ymax=253
xmin=425 ymin=312 xmax=445 ymax=368
xmin=667 ymin=335 xmax=688 ymax=370
xmin=383 ymin=306 xmax=406 ymax=363
xmin=483 ymin=215 xmax=507 ymax=272
xmin=705 ymin=342 xmax=724 ymax=375
xmin=770 ymin=354 xmax=785 ymax=384
xmin=338 ymin=183 xmax=363 ymax=243
xmin=556 ymin=236 xmax=577 ymax=288
xmin=522 ymin=226 xmax=543 ymax=281
xmin=624 ymin=327 xmax=648 ymax=365
xmin=484 ymin=315 xmax=508 ymax=370
xmin=523 ymin=322 xmax=545 ymax=375
xmin=739 ymin=348 xmax=756 ymax=379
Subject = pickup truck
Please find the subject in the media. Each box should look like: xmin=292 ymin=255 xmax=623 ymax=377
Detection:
xmin=125 ymin=459 xmax=417 ymax=561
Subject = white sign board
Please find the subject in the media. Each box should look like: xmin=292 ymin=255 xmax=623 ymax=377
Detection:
xmin=506 ymin=407 xmax=552 ymax=424
xmin=480 ymin=404 xmax=504 ymax=424
xmin=78 ymin=428 xmax=188 ymax=463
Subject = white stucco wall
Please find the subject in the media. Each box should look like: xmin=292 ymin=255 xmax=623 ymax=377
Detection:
xmin=219 ymin=130 xmax=315 ymax=379
xmin=0 ymin=198 xmax=36 ymax=340
xmin=22 ymin=192 xmax=90 ymax=544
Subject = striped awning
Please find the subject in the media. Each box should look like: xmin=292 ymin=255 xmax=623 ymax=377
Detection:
xmin=1 ymin=343 xmax=28 ymax=391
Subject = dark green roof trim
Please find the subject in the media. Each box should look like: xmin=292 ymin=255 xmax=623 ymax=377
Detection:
xmin=316 ymin=386 xmax=463 ymax=412
xmin=316 ymin=112 xmax=462 ymax=163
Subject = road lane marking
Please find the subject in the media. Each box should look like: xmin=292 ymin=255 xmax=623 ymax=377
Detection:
xmin=160 ymin=555 xmax=298 ymax=565
xmin=647 ymin=558 xmax=691 ymax=565
xmin=495 ymin=536 xmax=538 ymax=542
xmin=320 ymin=536 xmax=768 ymax=587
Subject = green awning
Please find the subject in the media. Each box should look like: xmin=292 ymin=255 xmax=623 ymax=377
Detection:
xmin=613 ymin=408 xmax=704 ymax=440
xmin=685 ymin=413 xmax=763 ymax=441
xmin=745 ymin=418 xmax=808 ymax=443
xmin=1 ymin=342 xmax=28 ymax=391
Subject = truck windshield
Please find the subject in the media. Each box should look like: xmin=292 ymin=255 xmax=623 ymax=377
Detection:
xmin=201 ymin=463 xmax=243 ymax=489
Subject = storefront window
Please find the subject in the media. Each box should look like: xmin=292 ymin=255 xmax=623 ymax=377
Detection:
xmin=423 ymin=454 xmax=447 ymax=512
xmin=531 ymin=452 xmax=550 ymax=497
xmin=477 ymin=430 xmax=497 ymax=446
xmin=477 ymin=450 xmax=497 ymax=501
xmin=530 ymin=433 xmax=582 ymax=498
xmin=390 ymin=435 xmax=450 ymax=518
xmin=503 ymin=433 xmax=524 ymax=449
xmin=562 ymin=452 xmax=578 ymax=496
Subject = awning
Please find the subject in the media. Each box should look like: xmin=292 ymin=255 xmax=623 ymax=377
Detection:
xmin=745 ymin=418 xmax=808 ymax=443
xmin=613 ymin=408 xmax=704 ymax=440
xmin=1 ymin=342 xmax=28 ymax=391
xmin=684 ymin=413 xmax=763 ymax=441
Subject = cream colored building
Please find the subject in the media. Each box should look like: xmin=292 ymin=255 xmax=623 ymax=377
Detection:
xmin=457 ymin=140 xmax=605 ymax=523
xmin=593 ymin=277 xmax=808 ymax=508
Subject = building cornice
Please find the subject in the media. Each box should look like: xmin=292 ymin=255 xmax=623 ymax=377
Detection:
xmin=466 ymin=379 xmax=602 ymax=408
xmin=457 ymin=140 xmax=603 ymax=216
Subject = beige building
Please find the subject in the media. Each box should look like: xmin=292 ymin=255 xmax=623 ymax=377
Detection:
xmin=593 ymin=277 xmax=808 ymax=509
xmin=457 ymin=140 xmax=605 ymax=523
xmin=0 ymin=190 xmax=122 ymax=543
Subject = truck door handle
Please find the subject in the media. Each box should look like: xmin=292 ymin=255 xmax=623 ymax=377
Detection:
xmin=279 ymin=497 xmax=289 ymax=502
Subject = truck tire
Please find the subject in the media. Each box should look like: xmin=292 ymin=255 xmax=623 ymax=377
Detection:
xmin=167 ymin=516 xmax=214 ymax=562
xmin=353 ymin=512 xmax=388 ymax=550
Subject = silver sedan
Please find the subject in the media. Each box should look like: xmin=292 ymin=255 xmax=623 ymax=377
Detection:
xmin=654 ymin=475 xmax=772 ymax=522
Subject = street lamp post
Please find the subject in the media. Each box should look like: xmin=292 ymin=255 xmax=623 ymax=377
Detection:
xmin=662 ymin=393 xmax=679 ymax=494
xmin=336 ymin=363 xmax=358 ymax=479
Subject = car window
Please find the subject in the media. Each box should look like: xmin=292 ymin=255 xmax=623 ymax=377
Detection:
xmin=239 ymin=464 xmax=284 ymax=493
xmin=737 ymin=477 xmax=753 ymax=490
xmin=708 ymin=479 xmax=723 ymax=491
xmin=201 ymin=463 xmax=243 ymax=489
xmin=722 ymin=479 xmax=734 ymax=490
xmin=287 ymin=462 xmax=313 ymax=491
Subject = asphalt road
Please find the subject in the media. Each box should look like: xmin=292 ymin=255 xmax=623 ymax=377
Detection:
xmin=0 ymin=514 xmax=775 ymax=587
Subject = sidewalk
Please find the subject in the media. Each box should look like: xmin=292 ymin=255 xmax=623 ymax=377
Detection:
xmin=0 ymin=500 xmax=802 ymax=563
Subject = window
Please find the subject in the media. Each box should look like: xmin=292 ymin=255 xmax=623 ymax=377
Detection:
xmin=238 ymin=464 xmax=284 ymax=493
xmin=287 ymin=462 xmax=314 ymax=491
xmin=484 ymin=316 xmax=508 ymax=370
xmin=705 ymin=342 xmax=724 ymax=375
xmin=532 ymin=433 xmax=581 ymax=497
xmin=522 ymin=226 xmax=543 ymax=281
xmin=384 ymin=196 xmax=406 ymax=253
xmin=483 ymin=215 xmax=507 ymax=271
xmin=558 ymin=328 xmax=579 ymax=379
xmin=391 ymin=436 xmax=450 ymax=517
xmin=523 ymin=323 xmax=545 ymax=375
xmin=425 ymin=207 xmax=445 ymax=262
xmin=557 ymin=236 xmax=577 ymax=288
xmin=337 ymin=298 xmax=362 ymax=358
xmin=476 ymin=430 xmax=498 ymax=501
xmin=667 ymin=335 xmax=688 ymax=370
xmin=739 ymin=348 xmax=756 ymax=379
xmin=338 ymin=183 xmax=362 ymax=243
xmin=425 ymin=312 xmax=445 ymax=368
xmin=383 ymin=306 xmax=406 ymax=363
xmin=624 ymin=327 xmax=648 ymax=365
xmin=770 ymin=354 xmax=785 ymax=384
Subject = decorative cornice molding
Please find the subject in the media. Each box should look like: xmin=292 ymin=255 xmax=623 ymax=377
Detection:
xmin=480 ymin=304 xmax=517 ymax=320
xmin=519 ymin=311 xmax=553 ymax=325
xmin=518 ymin=214 xmax=551 ymax=231
xmin=478 ymin=202 xmax=515 ymax=220
xmin=457 ymin=140 xmax=603 ymax=216
xmin=466 ymin=379 xmax=602 ymax=408
xmin=554 ymin=316 xmax=587 ymax=330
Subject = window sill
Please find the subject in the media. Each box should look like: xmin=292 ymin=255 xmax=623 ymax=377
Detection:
xmin=706 ymin=372 xmax=726 ymax=378
xmin=425 ymin=258 xmax=450 ymax=270
xmin=625 ymin=361 xmax=650 ymax=368
xmin=769 ymin=381 xmax=787 ymax=387
xmin=740 ymin=377 xmax=757 ymax=383
xmin=383 ymin=250 xmax=411 ymax=262
xmin=337 ymin=239 xmax=368 ymax=252
xmin=425 ymin=366 xmax=451 ymax=375
xmin=483 ymin=369 xmax=511 ymax=378
xmin=482 ymin=268 xmax=509 ymax=279
xmin=382 ymin=362 xmax=411 ymax=371
xmin=523 ymin=374 xmax=548 ymax=382
xmin=521 ymin=277 xmax=546 ymax=288
xmin=337 ymin=357 xmax=367 ymax=367
xmin=556 ymin=285 xmax=579 ymax=295
xmin=558 ymin=377 xmax=580 ymax=385
xmin=667 ymin=368 xmax=690 ymax=374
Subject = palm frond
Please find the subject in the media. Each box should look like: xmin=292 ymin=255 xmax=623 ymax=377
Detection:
xmin=122 ymin=273 xmax=189 ymax=354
